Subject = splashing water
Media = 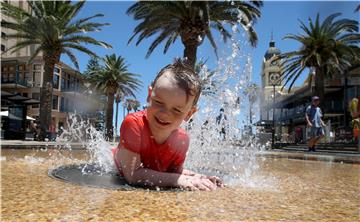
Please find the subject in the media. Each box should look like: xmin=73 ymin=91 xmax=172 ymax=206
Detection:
xmin=51 ymin=18 xmax=270 ymax=189
xmin=184 ymin=27 xmax=266 ymax=188
xmin=55 ymin=113 xmax=115 ymax=174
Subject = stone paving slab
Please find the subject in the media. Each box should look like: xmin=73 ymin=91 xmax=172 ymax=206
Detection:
xmin=260 ymin=149 xmax=360 ymax=164
xmin=0 ymin=139 xmax=118 ymax=149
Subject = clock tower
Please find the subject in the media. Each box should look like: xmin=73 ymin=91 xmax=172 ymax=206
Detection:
xmin=260 ymin=39 xmax=283 ymax=121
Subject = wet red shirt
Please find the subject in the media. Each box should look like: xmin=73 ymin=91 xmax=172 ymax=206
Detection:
xmin=114 ymin=110 xmax=189 ymax=174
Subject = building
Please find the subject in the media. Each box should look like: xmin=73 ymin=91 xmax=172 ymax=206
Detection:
xmin=258 ymin=38 xmax=360 ymax=145
xmin=1 ymin=1 xmax=104 ymax=139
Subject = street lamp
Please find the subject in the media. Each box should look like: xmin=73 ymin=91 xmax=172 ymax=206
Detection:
xmin=269 ymin=72 xmax=281 ymax=148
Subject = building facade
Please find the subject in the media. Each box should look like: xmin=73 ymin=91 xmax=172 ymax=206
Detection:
xmin=1 ymin=1 xmax=104 ymax=136
xmin=258 ymin=39 xmax=359 ymax=144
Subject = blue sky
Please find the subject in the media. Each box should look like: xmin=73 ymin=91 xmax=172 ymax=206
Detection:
xmin=61 ymin=1 xmax=359 ymax=134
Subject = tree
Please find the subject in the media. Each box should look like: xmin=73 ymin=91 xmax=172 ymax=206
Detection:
xmin=131 ymin=99 xmax=141 ymax=112
xmin=127 ymin=1 xmax=262 ymax=68
xmin=83 ymin=56 xmax=101 ymax=76
xmin=124 ymin=99 xmax=141 ymax=115
xmin=1 ymin=1 xmax=112 ymax=135
xmin=86 ymin=54 xmax=142 ymax=140
xmin=280 ymin=13 xmax=359 ymax=103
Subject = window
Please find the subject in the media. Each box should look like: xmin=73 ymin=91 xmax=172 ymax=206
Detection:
xmin=33 ymin=71 xmax=41 ymax=86
xmin=53 ymin=74 xmax=60 ymax=89
xmin=52 ymin=95 xmax=58 ymax=110
xmin=25 ymin=72 xmax=31 ymax=82
xmin=32 ymin=93 xmax=40 ymax=108
xmin=1 ymin=32 xmax=6 ymax=38
xmin=60 ymin=97 xmax=65 ymax=112
xmin=54 ymin=67 xmax=60 ymax=74
xmin=33 ymin=64 xmax=41 ymax=70
xmin=61 ymin=77 xmax=66 ymax=90
xmin=1 ymin=44 xmax=5 ymax=52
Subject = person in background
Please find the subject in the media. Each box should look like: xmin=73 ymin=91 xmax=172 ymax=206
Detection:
xmin=216 ymin=108 xmax=227 ymax=140
xmin=49 ymin=120 xmax=56 ymax=141
xmin=305 ymin=96 xmax=326 ymax=151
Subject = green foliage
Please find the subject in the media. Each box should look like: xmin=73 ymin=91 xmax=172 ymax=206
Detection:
xmin=84 ymin=56 xmax=101 ymax=76
xmin=124 ymin=99 xmax=141 ymax=113
xmin=280 ymin=13 xmax=359 ymax=91
xmin=86 ymin=54 xmax=142 ymax=97
xmin=127 ymin=0 xmax=262 ymax=65
xmin=1 ymin=0 xmax=112 ymax=69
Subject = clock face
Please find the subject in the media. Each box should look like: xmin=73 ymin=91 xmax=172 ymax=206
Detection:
xmin=271 ymin=60 xmax=278 ymax=66
xmin=269 ymin=72 xmax=281 ymax=85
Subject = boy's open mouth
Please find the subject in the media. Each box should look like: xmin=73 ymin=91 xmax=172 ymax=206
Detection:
xmin=155 ymin=116 xmax=170 ymax=126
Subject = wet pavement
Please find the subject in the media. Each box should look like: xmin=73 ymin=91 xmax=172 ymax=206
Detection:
xmin=1 ymin=149 xmax=359 ymax=221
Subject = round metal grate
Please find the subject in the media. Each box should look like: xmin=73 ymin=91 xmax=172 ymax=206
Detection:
xmin=48 ymin=163 xmax=180 ymax=191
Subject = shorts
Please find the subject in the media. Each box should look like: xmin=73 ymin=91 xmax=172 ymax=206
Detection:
xmin=309 ymin=127 xmax=324 ymax=138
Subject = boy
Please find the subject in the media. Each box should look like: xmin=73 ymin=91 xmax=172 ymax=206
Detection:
xmin=113 ymin=59 xmax=223 ymax=191
xmin=305 ymin=96 xmax=326 ymax=151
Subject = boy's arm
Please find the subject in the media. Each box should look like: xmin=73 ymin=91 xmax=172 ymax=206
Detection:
xmin=117 ymin=147 xmax=216 ymax=190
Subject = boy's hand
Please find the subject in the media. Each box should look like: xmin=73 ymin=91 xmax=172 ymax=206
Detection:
xmin=177 ymin=175 xmax=217 ymax=191
xmin=187 ymin=173 xmax=225 ymax=188
xmin=207 ymin=176 xmax=225 ymax=188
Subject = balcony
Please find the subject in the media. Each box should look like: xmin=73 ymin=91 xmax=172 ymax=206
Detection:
xmin=1 ymin=75 xmax=31 ymax=88
xmin=61 ymin=87 xmax=84 ymax=94
xmin=278 ymin=100 xmax=344 ymax=123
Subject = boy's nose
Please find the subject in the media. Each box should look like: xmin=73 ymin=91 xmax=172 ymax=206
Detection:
xmin=159 ymin=107 xmax=171 ymax=117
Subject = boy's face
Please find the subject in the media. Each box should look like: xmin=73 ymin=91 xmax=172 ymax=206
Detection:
xmin=146 ymin=72 xmax=197 ymax=138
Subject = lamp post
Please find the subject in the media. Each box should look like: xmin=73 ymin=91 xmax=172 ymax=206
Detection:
xmin=269 ymin=72 xmax=281 ymax=148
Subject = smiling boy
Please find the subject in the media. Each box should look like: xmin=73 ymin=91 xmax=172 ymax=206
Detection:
xmin=113 ymin=59 xmax=223 ymax=191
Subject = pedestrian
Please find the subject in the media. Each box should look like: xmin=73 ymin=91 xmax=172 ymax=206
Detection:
xmin=305 ymin=96 xmax=326 ymax=151
xmin=216 ymin=108 xmax=227 ymax=140
xmin=49 ymin=120 xmax=56 ymax=141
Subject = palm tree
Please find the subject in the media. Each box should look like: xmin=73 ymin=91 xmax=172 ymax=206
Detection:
xmin=131 ymin=99 xmax=141 ymax=112
xmin=87 ymin=54 xmax=142 ymax=140
xmin=1 ymin=1 xmax=112 ymax=134
xmin=124 ymin=99 xmax=141 ymax=115
xmin=127 ymin=1 xmax=262 ymax=68
xmin=280 ymin=13 xmax=359 ymax=103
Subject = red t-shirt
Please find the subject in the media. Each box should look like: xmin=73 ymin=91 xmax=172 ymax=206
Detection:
xmin=114 ymin=110 xmax=189 ymax=174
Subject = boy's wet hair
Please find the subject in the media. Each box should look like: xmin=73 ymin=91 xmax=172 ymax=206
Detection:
xmin=151 ymin=58 xmax=202 ymax=105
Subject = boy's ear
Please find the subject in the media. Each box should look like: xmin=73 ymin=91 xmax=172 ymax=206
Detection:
xmin=147 ymin=86 xmax=152 ymax=103
xmin=184 ymin=106 xmax=198 ymax=121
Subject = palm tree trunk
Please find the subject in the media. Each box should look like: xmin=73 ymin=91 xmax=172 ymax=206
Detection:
xmin=183 ymin=42 xmax=198 ymax=69
xmin=106 ymin=92 xmax=115 ymax=141
xmin=39 ymin=53 xmax=59 ymax=140
xmin=314 ymin=66 xmax=325 ymax=108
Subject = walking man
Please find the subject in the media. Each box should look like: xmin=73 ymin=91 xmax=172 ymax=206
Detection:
xmin=305 ymin=96 xmax=326 ymax=151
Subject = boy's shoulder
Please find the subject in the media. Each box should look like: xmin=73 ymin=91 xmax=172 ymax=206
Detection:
xmin=124 ymin=110 xmax=146 ymax=122
xmin=121 ymin=110 xmax=147 ymax=130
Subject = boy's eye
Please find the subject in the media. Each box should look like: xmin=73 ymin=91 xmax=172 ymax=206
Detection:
xmin=154 ymin=100 xmax=162 ymax=105
xmin=173 ymin=108 xmax=182 ymax=114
